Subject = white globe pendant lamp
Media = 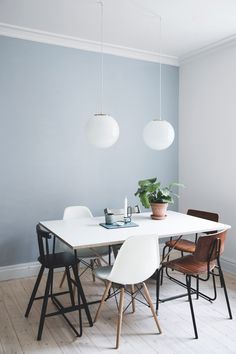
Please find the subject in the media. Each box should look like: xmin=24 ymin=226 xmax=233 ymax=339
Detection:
xmin=86 ymin=113 xmax=119 ymax=149
xmin=143 ymin=119 xmax=174 ymax=150
xmin=143 ymin=16 xmax=175 ymax=151
xmin=85 ymin=1 xmax=119 ymax=148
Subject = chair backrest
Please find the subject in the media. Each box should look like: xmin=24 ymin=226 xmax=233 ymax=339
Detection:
xmin=187 ymin=209 xmax=219 ymax=222
xmin=63 ymin=206 xmax=93 ymax=220
xmin=187 ymin=209 xmax=219 ymax=235
xmin=194 ymin=229 xmax=227 ymax=263
xmin=36 ymin=224 xmax=52 ymax=261
xmin=104 ymin=205 xmax=141 ymax=216
xmin=107 ymin=234 xmax=160 ymax=285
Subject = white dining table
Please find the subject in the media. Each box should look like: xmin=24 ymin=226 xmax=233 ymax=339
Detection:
xmin=39 ymin=210 xmax=231 ymax=332
xmin=40 ymin=210 xmax=231 ymax=251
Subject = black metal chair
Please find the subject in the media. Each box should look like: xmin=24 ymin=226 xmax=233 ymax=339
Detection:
xmin=157 ymin=230 xmax=232 ymax=339
xmin=25 ymin=224 xmax=93 ymax=340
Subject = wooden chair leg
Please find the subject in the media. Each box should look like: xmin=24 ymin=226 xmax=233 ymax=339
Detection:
xmin=73 ymin=284 xmax=76 ymax=298
xmin=59 ymin=269 xmax=67 ymax=288
xmin=96 ymin=258 xmax=102 ymax=267
xmin=131 ymin=285 xmax=135 ymax=313
xmin=116 ymin=287 xmax=125 ymax=349
xmin=142 ymin=282 xmax=162 ymax=334
xmin=94 ymin=281 xmax=112 ymax=323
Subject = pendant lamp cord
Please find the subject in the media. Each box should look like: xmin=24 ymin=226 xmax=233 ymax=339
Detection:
xmin=129 ymin=1 xmax=163 ymax=121
xmin=98 ymin=0 xmax=104 ymax=114
xmin=159 ymin=16 xmax=162 ymax=121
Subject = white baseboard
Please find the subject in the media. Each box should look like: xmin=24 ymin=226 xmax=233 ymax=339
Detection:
xmin=0 ymin=261 xmax=41 ymax=282
xmin=221 ymin=257 xmax=236 ymax=275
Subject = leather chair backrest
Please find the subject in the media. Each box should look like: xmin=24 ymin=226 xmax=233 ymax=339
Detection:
xmin=187 ymin=209 xmax=219 ymax=235
xmin=194 ymin=230 xmax=227 ymax=262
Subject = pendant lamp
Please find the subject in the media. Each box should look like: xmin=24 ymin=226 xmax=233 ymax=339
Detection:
xmin=85 ymin=1 xmax=119 ymax=148
xmin=143 ymin=17 xmax=175 ymax=150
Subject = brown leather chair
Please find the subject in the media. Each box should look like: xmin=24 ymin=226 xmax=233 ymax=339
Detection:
xmin=161 ymin=209 xmax=219 ymax=284
xmin=157 ymin=230 xmax=232 ymax=339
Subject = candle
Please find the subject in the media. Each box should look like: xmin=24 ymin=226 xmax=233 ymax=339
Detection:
xmin=124 ymin=197 xmax=128 ymax=217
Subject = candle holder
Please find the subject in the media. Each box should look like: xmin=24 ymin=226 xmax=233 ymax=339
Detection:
xmin=124 ymin=206 xmax=132 ymax=224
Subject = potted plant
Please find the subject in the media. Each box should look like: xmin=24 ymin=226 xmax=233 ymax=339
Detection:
xmin=134 ymin=177 xmax=184 ymax=220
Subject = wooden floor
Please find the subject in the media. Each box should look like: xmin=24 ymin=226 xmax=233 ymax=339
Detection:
xmin=0 ymin=268 xmax=235 ymax=354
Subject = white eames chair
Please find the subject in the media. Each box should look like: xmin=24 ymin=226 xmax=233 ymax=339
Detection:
xmin=94 ymin=234 xmax=162 ymax=349
xmin=63 ymin=205 xmax=93 ymax=220
xmin=59 ymin=206 xmax=109 ymax=287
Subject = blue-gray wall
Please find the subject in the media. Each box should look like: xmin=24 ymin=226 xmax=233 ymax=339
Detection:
xmin=0 ymin=36 xmax=179 ymax=266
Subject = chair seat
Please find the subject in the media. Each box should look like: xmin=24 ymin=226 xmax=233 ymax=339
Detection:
xmin=164 ymin=255 xmax=216 ymax=276
xmin=38 ymin=252 xmax=78 ymax=269
xmin=165 ymin=239 xmax=196 ymax=253
xmin=77 ymin=246 xmax=109 ymax=259
xmin=94 ymin=265 xmax=112 ymax=281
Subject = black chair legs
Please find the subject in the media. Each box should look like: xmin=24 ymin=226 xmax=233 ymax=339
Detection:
xmin=66 ymin=266 xmax=75 ymax=307
xmin=160 ymin=245 xmax=168 ymax=285
xmin=72 ymin=265 xmax=83 ymax=336
xmin=186 ymin=275 xmax=198 ymax=339
xmin=72 ymin=262 xmax=93 ymax=327
xmin=196 ymin=276 xmax=199 ymax=300
xmin=218 ymin=263 xmax=233 ymax=319
xmin=37 ymin=269 xmax=53 ymax=340
xmin=25 ymin=264 xmax=89 ymax=340
xmin=156 ymin=269 xmax=161 ymax=313
xmin=25 ymin=265 xmax=45 ymax=318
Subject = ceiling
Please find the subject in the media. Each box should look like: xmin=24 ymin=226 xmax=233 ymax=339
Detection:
xmin=1 ymin=0 xmax=236 ymax=62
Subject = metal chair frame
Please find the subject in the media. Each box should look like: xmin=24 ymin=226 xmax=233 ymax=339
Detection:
xmin=160 ymin=209 xmax=219 ymax=286
xmin=156 ymin=235 xmax=232 ymax=339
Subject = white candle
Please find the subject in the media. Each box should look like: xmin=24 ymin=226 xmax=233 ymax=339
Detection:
xmin=124 ymin=197 xmax=128 ymax=217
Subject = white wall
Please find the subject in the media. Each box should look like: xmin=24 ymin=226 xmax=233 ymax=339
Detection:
xmin=179 ymin=44 xmax=236 ymax=272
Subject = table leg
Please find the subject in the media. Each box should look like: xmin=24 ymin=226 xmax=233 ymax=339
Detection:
xmin=74 ymin=250 xmax=93 ymax=327
xmin=109 ymin=245 xmax=111 ymax=265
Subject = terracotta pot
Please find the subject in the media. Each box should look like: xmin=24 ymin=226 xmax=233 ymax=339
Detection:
xmin=150 ymin=203 xmax=168 ymax=220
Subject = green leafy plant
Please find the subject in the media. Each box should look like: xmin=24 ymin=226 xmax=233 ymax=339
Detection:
xmin=134 ymin=177 xmax=184 ymax=209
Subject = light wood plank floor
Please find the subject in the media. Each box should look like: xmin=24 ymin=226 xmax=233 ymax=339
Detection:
xmin=0 ymin=269 xmax=235 ymax=354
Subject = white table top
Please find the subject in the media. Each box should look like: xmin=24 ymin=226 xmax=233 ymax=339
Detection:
xmin=40 ymin=211 xmax=231 ymax=250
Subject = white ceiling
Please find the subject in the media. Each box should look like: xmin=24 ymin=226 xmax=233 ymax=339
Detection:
xmin=1 ymin=0 xmax=236 ymax=61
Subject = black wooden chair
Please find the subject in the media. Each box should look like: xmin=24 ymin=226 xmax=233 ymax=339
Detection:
xmin=25 ymin=224 xmax=93 ymax=340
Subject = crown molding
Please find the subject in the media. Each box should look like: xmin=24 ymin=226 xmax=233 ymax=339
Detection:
xmin=0 ymin=22 xmax=179 ymax=67
xmin=180 ymin=34 xmax=236 ymax=65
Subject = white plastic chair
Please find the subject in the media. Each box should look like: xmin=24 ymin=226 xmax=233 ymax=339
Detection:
xmin=94 ymin=234 xmax=162 ymax=349
xmin=63 ymin=205 xmax=93 ymax=220
xmin=59 ymin=206 xmax=109 ymax=287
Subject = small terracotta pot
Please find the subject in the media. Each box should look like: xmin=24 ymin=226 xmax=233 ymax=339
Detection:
xmin=150 ymin=203 xmax=168 ymax=220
